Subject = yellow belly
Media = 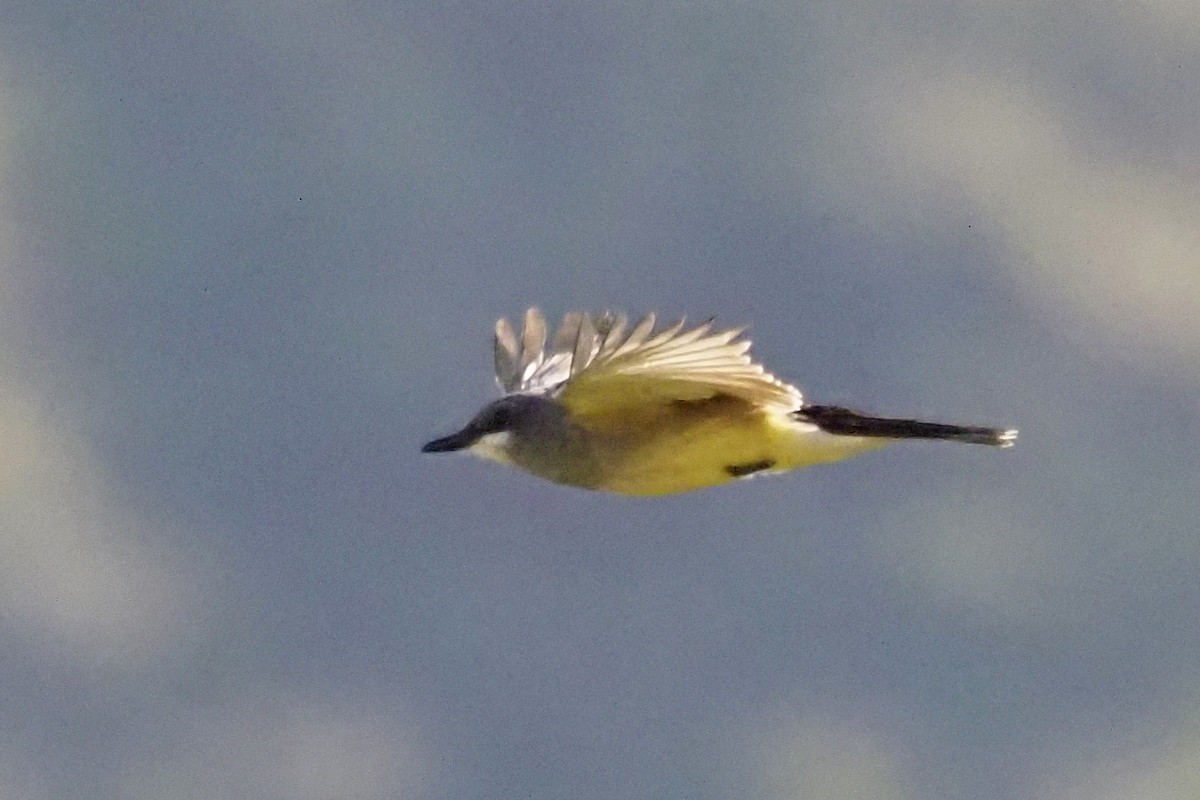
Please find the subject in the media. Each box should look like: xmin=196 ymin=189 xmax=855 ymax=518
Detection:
xmin=575 ymin=398 xmax=887 ymax=496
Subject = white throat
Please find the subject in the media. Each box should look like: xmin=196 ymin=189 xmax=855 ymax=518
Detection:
xmin=468 ymin=431 xmax=515 ymax=464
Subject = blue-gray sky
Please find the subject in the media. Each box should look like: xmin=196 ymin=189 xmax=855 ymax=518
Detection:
xmin=2 ymin=3 xmax=1198 ymax=799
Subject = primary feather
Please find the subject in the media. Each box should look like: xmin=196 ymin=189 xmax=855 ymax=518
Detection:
xmin=492 ymin=308 xmax=803 ymax=415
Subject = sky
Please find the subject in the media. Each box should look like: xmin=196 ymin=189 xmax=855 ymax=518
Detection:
xmin=1 ymin=2 xmax=1198 ymax=798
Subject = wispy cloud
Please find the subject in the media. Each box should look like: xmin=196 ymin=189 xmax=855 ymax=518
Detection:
xmin=889 ymin=73 xmax=1200 ymax=374
xmin=120 ymin=693 xmax=433 ymax=800
xmin=1034 ymin=704 xmax=1200 ymax=800
xmin=746 ymin=712 xmax=916 ymax=800
xmin=0 ymin=74 xmax=200 ymax=670
xmin=0 ymin=390 xmax=200 ymax=666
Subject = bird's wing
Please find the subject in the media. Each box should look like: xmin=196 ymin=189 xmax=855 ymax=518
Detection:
xmin=493 ymin=308 xmax=803 ymax=415
xmin=494 ymin=307 xmax=577 ymax=394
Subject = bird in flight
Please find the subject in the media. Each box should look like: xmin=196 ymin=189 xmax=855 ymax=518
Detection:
xmin=422 ymin=309 xmax=1016 ymax=495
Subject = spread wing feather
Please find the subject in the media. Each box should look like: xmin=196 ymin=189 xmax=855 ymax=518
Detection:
xmin=493 ymin=308 xmax=803 ymax=414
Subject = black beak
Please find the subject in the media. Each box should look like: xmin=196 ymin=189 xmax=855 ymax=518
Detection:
xmin=421 ymin=427 xmax=477 ymax=453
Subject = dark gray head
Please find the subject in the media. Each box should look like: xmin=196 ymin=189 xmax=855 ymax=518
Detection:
xmin=421 ymin=394 xmax=565 ymax=454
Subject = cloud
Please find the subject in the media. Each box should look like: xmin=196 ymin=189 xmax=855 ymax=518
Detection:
xmin=121 ymin=693 xmax=433 ymax=800
xmin=748 ymin=713 xmax=916 ymax=800
xmin=888 ymin=73 xmax=1200 ymax=374
xmin=0 ymin=70 xmax=200 ymax=670
xmin=763 ymin=2 xmax=1200 ymax=379
xmin=873 ymin=487 xmax=1078 ymax=628
xmin=1035 ymin=708 xmax=1200 ymax=800
xmin=0 ymin=390 xmax=200 ymax=667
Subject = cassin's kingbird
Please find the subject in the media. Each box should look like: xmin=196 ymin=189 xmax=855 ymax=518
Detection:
xmin=422 ymin=309 xmax=1017 ymax=495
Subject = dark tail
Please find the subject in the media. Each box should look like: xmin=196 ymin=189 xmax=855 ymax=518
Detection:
xmin=795 ymin=405 xmax=1017 ymax=447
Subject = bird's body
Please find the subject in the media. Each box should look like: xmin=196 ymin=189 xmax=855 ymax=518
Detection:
xmin=423 ymin=309 xmax=1016 ymax=496
xmin=504 ymin=395 xmax=886 ymax=496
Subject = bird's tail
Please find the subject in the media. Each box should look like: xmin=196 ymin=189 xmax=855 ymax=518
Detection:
xmin=795 ymin=405 xmax=1017 ymax=447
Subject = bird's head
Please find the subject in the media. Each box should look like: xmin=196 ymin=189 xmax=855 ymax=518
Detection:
xmin=421 ymin=394 xmax=563 ymax=463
